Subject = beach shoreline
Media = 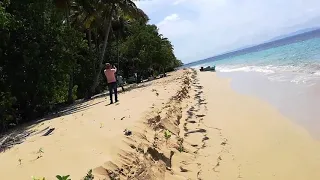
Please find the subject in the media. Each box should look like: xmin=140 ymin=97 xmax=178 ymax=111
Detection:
xmin=217 ymin=71 xmax=320 ymax=139
xmin=1 ymin=69 xmax=320 ymax=179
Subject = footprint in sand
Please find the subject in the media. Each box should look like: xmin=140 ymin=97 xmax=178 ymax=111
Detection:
xmin=202 ymin=136 xmax=209 ymax=141
xmin=188 ymin=120 xmax=197 ymax=123
xmin=180 ymin=166 xmax=189 ymax=172
xmin=184 ymin=128 xmax=207 ymax=136
xmin=195 ymin=114 xmax=206 ymax=118
xmin=221 ymin=139 xmax=228 ymax=146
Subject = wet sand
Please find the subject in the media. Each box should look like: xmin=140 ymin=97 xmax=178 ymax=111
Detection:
xmin=1 ymin=69 xmax=320 ymax=180
xmin=198 ymin=71 xmax=320 ymax=179
xmin=217 ymin=71 xmax=320 ymax=139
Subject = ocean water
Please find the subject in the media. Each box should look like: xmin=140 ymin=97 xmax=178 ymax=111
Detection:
xmin=197 ymin=36 xmax=320 ymax=86
xmin=190 ymin=30 xmax=320 ymax=138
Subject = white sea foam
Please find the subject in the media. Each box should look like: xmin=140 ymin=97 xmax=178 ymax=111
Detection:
xmin=217 ymin=65 xmax=275 ymax=74
xmin=217 ymin=63 xmax=320 ymax=85
xmin=314 ymin=71 xmax=320 ymax=76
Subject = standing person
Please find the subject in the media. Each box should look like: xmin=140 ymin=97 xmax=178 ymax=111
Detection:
xmin=117 ymin=74 xmax=125 ymax=92
xmin=134 ymin=72 xmax=138 ymax=83
xmin=104 ymin=63 xmax=118 ymax=104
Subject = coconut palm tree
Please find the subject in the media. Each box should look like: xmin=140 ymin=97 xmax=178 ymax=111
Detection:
xmin=112 ymin=14 xmax=131 ymax=71
xmin=88 ymin=0 xmax=148 ymax=96
xmin=54 ymin=0 xmax=148 ymax=97
xmin=54 ymin=0 xmax=75 ymax=103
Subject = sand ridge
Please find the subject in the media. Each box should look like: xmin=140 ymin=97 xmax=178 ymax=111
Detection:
xmin=93 ymin=69 xmax=234 ymax=180
xmin=92 ymin=70 xmax=194 ymax=179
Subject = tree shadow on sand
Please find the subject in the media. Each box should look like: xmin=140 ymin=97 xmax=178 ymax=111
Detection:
xmin=0 ymin=81 xmax=154 ymax=152
xmin=0 ymin=127 xmax=35 ymax=153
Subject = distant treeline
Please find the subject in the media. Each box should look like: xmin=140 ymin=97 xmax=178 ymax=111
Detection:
xmin=0 ymin=0 xmax=182 ymax=132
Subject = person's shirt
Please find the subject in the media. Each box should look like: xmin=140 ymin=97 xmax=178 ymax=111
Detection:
xmin=104 ymin=68 xmax=117 ymax=83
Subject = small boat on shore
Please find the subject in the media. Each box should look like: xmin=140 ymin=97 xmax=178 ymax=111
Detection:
xmin=200 ymin=66 xmax=216 ymax=72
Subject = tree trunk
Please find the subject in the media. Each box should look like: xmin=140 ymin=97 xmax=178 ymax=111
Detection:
xmin=117 ymin=31 xmax=120 ymax=69
xmin=89 ymin=5 xmax=114 ymax=96
xmin=87 ymin=29 xmax=95 ymax=76
xmin=67 ymin=70 xmax=74 ymax=103
xmin=66 ymin=2 xmax=74 ymax=103
xmin=87 ymin=29 xmax=92 ymax=52
xmin=93 ymin=29 xmax=99 ymax=75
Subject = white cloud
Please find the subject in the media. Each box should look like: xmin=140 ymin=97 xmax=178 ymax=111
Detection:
xmin=157 ymin=13 xmax=180 ymax=26
xmin=173 ymin=0 xmax=187 ymax=5
xmin=136 ymin=0 xmax=320 ymax=63
xmin=157 ymin=14 xmax=194 ymax=38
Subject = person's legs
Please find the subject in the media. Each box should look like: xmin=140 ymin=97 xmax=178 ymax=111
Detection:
xmin=113 ymin=82 xmax=118 ymax=102
xmin=108 ymin=83 xmax=114 ymax=103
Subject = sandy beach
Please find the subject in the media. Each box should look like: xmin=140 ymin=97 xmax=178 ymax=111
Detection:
xmin=1 ymin=69 xmax=320 ymax=180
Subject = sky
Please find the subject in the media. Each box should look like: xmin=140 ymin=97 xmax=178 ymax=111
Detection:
xmin=135 ymin=0 xmax=320 ymax=64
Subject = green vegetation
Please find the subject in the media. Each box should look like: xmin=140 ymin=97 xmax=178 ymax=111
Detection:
xmin=0 ymin=0 xmax=182 ymax=133
xmin=31 ymin=169 xmax=92 ymax=180
xmin=164 ymin=129 xmax=172 ymax=143
xmin=83 ymin=169 xmax=94 ymax=180
xmin=31 ymin=176 xmax=45 ymax=180
xmin=56 ymin=175 xmax=71 ymax=180
xmin=177 ymin=137 xmax=185 ymax=153
xmin=37 ymin=148 xmax=44 ymax=158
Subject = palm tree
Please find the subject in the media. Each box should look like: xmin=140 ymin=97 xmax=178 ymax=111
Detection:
xmin=54 ymin=0 xmax=148 ymax=97
xmin=54 ymin=0 xmax=75 ymax=103
xmin=112 ymin=14 xmax=131 ymax=71
xmin=55 ymin=0 xmax=106 ymax=99
xmin=88 ymin=0 xmax=148 ymax=96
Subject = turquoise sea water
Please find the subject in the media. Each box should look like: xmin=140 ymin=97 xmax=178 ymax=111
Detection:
xmin=195 ymin=37 xmax=320 ymax=85
xmin=188 ymin=31 xmax=320 ymax=138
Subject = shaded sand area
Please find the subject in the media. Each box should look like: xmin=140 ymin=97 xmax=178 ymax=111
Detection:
xmin=1 ymin=69 xmax=320 ymax=179
xmin=0 ymin=71 xmax=184 ymax=179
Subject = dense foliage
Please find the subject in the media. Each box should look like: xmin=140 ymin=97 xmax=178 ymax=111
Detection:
xmin=0 ymin=0 xmax=182 ymax=132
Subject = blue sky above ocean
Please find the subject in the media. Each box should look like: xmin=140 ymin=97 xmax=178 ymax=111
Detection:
xmin=136 ymin=0 xmax=320 ymax=63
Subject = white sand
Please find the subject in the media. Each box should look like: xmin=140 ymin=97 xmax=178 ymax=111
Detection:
xmin=1 ymin=69 xmax=320 ymax=180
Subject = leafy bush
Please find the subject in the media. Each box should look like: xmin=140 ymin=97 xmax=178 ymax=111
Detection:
xmin=164 ymin=130 xmax=172 ymax=142
xmin=83 ymin=169 xmax=94 ymax=180
xmin=56 ymin=175 xmax=71 ymax=180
